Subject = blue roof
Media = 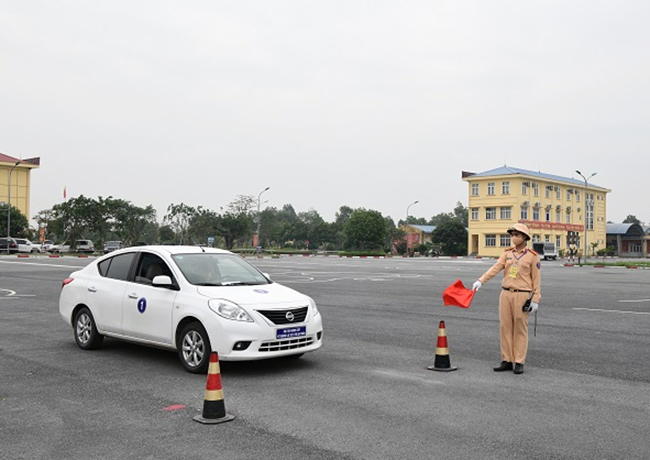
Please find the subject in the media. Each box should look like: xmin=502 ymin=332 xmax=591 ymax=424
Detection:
xmin=606 ymin=223 xmax=644 ymax=236
xmin=410 ymin=225 xmax=436 ymax=233
xmin=470 ymin=166 xmax=607 ymax=190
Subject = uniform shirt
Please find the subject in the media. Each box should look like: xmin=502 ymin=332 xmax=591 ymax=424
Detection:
xmin=478 ymin=246 xmax=541 ymax=303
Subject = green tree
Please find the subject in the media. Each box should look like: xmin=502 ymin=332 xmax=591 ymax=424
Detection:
xmin=2 ymin=204 xmax=29 ymax=238
xmin=163 ymin=203 xmax=197 ymax=244
xmin=111 ymin=199 xmax=157 ymax=246
xmin=623 ymin=214 xmax=641 ymax=225
xmin=50 ymin=195 xmax=98 ymax=248
xmin=188 ymin=207 xmax=222 ymax=246
xmin=217 ymin=212 xmax=253 ymax=249
xmin=453 ymin=201 xmax=469 ymax=228
xmin=344 ymin=209 xmax=387 ymax=250
xmin=431 ymin=219 xmax=468 ymax=256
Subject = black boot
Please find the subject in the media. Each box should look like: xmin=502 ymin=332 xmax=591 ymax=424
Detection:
xmin=513 ymin=363 xmax=524 ymax=374
xmin=493 ymin=361 xmax=513 ymax=372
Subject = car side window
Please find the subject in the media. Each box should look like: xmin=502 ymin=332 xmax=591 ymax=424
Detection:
xmin=99 ymin=253 xmax=136 ymax=281
xmin=134 ymin=253 xmax=173 ymax=285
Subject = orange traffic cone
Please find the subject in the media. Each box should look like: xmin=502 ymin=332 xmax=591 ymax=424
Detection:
xmin=427 ymin=321 xmax=457 ymax=372
xmin=193 ymin=352 xmax=235 ymax=424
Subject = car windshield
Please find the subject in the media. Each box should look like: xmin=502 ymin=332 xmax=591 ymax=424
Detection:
xmin=171 ymin=253 xmax=270 ymax=286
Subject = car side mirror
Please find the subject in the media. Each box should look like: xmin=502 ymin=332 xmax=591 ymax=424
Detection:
xmin=152 ymin=275 xmax=178 ymax=290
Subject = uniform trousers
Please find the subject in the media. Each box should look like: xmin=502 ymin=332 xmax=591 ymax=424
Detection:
xmin=498 ymin=290 xmax=531 ymax=364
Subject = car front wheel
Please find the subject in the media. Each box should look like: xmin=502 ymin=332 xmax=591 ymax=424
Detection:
xmin=178 ymin=322 xmax=211 ymax=374
xmin=74 ymin=307 xmax=104 ymax=350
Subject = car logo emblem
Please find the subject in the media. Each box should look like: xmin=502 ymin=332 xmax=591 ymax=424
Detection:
xmin=285 ymin=311 xmax=295 ymax=322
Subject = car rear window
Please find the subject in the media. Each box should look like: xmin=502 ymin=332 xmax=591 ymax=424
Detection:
xmin=98 ymin=253 xmax=135 ymax=281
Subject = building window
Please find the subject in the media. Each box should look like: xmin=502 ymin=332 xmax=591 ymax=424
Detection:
xmin=566 ymin=212 xmax=571 ymax=223
xmin=485 ymin=234 xmax=497 ymax=247
xmin=533 ymin=208 xmax=540 ymax=220
xmin=545 ymin=186 xmax=551 ymax=199
xmin=500 ymin=207 xmax=511 ymax=219
xmin=567 ymin=189 xmax=572 ymax=201
xmin=545 ymin=235 xmax=550 ymax=243
xmin=521 ymin=206 xmax=528 ymax=220
xmin=576 ymin=190 xmax=581 ymax=202
xmin=545 ymin=210 xmax=551 ymax=222
xmin=471 ymin=183 xmax=479 ymax=196
xmin=556 ymin=236 xmax=561 ymax=248
xmin=471 ymin=208 xmax=479 ymax=220
xmin=500 ymin=234 xmax=511 ymax=247
xmin=485 ymin=207 xmax=497 ymax=220
xmin=532 ymin=234 xmax=540 ymax=242
xmin=533 ymin=183 xmax=539 ymax=196
xmin=522 ymin=183 xmax=529 ymax=195
xmin=502 ymin=181 xmax=510 ymax=195
xmin=630 ymin=242 xmax=642 ymax=253
xmin=556 ymin=187 xmax=561 ymax=200
xmin=556 ymin=210 xmax=561 ymax=222
xmin=487 ymin=182 xmax=495 ymax=195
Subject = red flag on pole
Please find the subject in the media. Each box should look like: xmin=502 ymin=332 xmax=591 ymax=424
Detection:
xmin=442 ymin=279 xmax=476 ymax=308
xmin=63 ymin=186 xmax=67 ymax=199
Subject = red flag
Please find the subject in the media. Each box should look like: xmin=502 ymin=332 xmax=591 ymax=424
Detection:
xmin=63 ymin=186 xmax=67 ymax=199
xmin=442 ymin=279 xmax=476 ymax=308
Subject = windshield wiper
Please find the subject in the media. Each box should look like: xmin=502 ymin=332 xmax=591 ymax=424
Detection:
xmin=220 ymin=281 xmax=260 ymax=286
xmin=195 ymin=282 xmax=223 ymax=286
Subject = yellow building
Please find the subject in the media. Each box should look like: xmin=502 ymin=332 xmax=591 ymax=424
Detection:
xmin=1 ymin=152 xmax=40 ymax=222
xmin=462 ymin=166 xmax=610 ymax=257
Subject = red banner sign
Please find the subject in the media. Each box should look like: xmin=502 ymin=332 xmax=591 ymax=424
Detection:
xmin=519 ymin=220 xmax=584 ymax=232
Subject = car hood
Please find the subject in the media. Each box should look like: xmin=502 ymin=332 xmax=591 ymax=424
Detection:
xmin=196 ymin=282 xmax=310 ymax=307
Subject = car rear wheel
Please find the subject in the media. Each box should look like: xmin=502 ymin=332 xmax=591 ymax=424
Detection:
xmin=178 ymin=322 xmax=211 ymax=374
xmin=74 ymin=307 xmax=104 ymax=350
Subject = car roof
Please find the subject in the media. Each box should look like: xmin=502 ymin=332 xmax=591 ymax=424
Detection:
xmin=121 ymin=245 xmax=233 ymax=255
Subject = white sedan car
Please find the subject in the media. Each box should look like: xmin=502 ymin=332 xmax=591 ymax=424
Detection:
xmin=59 ymin=245 xmax=323 ymax=373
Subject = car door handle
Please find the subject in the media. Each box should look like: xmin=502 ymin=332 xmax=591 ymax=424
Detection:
xmin=128 ymin=293 xmax=138 ymax=299
xmin=88 ymin=286 xmax=97 ymax=293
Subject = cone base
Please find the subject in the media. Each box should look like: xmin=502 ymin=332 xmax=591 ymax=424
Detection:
xmin=427 ymin=365 xmax=458 ymax=372
xmin=193 ymin=413 xmax=235 ymax=424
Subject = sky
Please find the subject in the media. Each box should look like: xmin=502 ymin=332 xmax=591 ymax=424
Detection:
xmin=2 ymin=1 xmax=649 ymax=227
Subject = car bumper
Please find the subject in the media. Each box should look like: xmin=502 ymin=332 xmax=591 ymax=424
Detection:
xmin=202 ymin=314 xmax=324 ymax=361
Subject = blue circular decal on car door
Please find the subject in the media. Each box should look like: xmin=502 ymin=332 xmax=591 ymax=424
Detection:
xmin=137 ymin=297 xmax=147 ymax=314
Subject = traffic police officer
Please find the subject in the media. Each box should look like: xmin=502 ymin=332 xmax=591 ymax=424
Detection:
xmin=472 ymin=223 xmax=541 ymax=375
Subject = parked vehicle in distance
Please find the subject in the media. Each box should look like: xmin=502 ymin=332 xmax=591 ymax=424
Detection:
xmin=532 ymin=242 xmax=558 ymax=260
xmin=41 ymin=240 xmax=55 ymax=252
xmin=59 ymin=245 xmax=323 ymax=373
xmin=53 ymin=239 xmax=95 ymax=254
xmin=14 ymin=238 xmax=41 ymax=253
xmin=0 ymin=237 xmax=19 ymax=253
xmin=103 ymin=241 xmax=123 ymax=253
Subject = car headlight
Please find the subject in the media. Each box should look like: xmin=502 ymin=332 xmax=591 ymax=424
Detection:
xmin=208 ymin=299 xmax=254 ymax=322
xmin=309 ymin=297 xmax=319 ymax=316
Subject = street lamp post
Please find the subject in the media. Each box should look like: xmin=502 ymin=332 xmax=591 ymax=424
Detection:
xmin=405 ymin=200 xmax=419 ymax=254
xmin=575 ymin=170 xmax=596 ymax=261
xmin=7 ymin=160 xmax=22 ymax=253
xmin=256 ymin=186 xmax=270 ymax=251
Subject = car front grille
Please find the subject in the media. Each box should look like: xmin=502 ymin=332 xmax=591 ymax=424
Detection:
xmin=259 ymin=336 xmax=314 ymax=352
xmin=256 ymin=306 xmax=308 ymax=325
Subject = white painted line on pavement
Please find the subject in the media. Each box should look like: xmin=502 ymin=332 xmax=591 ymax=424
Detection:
xmin=573 ymin=307 xmax=650 ymax=315
xmin=618 ymin=299 xmax=650 ymax=303
xmin=0 ymin=260 xmax=79 ymax=269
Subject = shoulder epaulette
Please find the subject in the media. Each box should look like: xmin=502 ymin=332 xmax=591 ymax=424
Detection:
xmin=529 ymin=249 xmax=538 ymax=256
xmin=505 ymin=246 xmax=515 ymax=252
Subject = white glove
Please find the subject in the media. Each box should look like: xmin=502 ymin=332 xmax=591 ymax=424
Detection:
xmin=529 ymin=302 xmax=539 ymax=313
xmin=472 ymin=280 xmax=482 ymax=291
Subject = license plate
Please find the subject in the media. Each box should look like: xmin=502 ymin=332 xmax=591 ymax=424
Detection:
xmin=276 ymin=326 xmax=306 ymax=339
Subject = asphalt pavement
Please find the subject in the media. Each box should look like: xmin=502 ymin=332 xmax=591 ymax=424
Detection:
xmin=1 ymin=255 xmax=649 ymax=459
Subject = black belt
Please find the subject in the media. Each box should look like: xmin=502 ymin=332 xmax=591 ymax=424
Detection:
xmin=502 ymin=287 xmax=531 ymax=293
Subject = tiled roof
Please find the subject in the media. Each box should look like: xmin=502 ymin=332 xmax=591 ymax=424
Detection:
xmin=606 ymin=223 xmax=644 ymax=236
xmin=468 ymin=166 xmax=608 ymax=190
xmin=0 ymin=152 xmax=20 ymax=164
